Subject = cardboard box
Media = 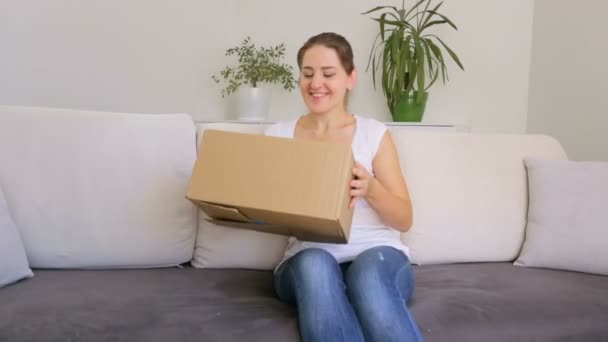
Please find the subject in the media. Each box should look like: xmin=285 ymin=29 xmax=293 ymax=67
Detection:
xmin=186 ymin=130 xmax=355 ymax=243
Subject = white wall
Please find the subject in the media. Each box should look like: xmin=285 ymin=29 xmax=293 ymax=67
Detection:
xmin=527 ymin=0 xmax=608 ymax=161
xmin=0 ymin=1 xmax=234 ymax=121
xmin=0 ymin=0 xmax=534 ymax=132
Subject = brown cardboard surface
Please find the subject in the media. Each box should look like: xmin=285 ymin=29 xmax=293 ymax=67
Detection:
xmin=187 ymin=130 xmax=354 ymax=243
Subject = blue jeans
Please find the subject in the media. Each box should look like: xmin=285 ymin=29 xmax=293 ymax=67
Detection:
xmin=274 ymin=246 xmax=423 ymax=342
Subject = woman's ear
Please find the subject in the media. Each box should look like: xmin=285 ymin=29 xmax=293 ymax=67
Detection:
xmin=347 ymin=69 xmax=358 ymax=90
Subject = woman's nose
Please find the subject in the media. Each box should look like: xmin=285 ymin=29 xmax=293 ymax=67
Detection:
xmin=310 ymin=74 xmax=323 ymax=88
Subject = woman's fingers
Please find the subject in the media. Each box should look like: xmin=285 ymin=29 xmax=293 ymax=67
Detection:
xmin=352 ymin=162 xmax=371 ymax=180
xmin=349 ymin=196 xmax=360 ymax=208
xmin=352 ymin=166 xmax=363 ymax=179
xmin=350 ymin=180 xmax=367 ymax=193
xmin=350 ymin=162 xmax=372 ymax=207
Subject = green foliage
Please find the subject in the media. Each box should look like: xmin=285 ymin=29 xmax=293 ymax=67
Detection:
xmin=363 ymin=0 xmax=464 ymax=113
xmin=212 ymin=37 xmax=297 ymax=97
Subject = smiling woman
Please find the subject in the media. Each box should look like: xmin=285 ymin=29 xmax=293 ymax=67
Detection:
xmin=297 ymin=33 xmax=356 ymax=113
xmin=265 ymin=32 xmax=423 ymax=342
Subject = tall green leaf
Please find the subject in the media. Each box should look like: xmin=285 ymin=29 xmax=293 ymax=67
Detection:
xmin=361 ymin=6 xmax=398 ymax=15
xmin=432 ymin=35 xmax=464 ymax=70
xmin=380 ymin=13 xmax=387 ymax=40
xmin=415 ymin=36 xmax=425 ymax=103
xmin=405 ymin=0 xmax=427 ymax=21
xmin=422 ymin=20 xmax=449 ymax=31
xmin=424 ymin=60 xmax=440 ymax=90
xmin=396 ymin=37 xmax=408 ymax=92
xmin=425 ymin=38 xmax=447 ymax=83
xmin=421 ymin=1 xmax=443 ymax=29
xmin=416 ymin=0 xmax=433 ymax=31
xmin=427 ymin=10 xmax=458 ymax=30
xmin=421 ymin=39 xmax=434 ymax=79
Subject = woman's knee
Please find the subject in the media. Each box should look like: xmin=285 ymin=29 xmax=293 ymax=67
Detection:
xmin=345 ymin=246 xmax=413 ymax=295
xmin=289 ymin=248 xmax=338 ymax=274
xmin=361 ymin=245 xmax=409 ymax=262
xmin=284 ymin=248 xmax=343 ymax=288
xmin=350 ymin=246 xmax=409 ymax=274
xmin=276 ymin=248 xmax=341 ymax=303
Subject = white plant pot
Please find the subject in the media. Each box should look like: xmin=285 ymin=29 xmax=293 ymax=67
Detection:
xmin=236 ymin=87 xmax=270 ymax=121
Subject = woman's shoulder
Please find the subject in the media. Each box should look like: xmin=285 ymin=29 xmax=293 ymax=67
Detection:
xmin=264 ymin=119 xmax=298 ymax=138
xmin=354 ymin=115 xmax=388 ymax=158
xmin=355 ymin=115 xmax=388 ymax=136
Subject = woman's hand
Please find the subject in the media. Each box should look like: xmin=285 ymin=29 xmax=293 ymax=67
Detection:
xmin=349 ymin=162 xmax=374 ymax=208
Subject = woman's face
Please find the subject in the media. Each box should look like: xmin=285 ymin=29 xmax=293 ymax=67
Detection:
xmin=299 ymin=45 xmax=356 ymax=115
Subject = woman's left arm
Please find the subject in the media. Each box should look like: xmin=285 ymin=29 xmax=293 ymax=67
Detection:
xmin=349 ymin=131 xmax=413 ymax=232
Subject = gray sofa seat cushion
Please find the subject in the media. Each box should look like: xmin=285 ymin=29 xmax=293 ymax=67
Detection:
xmin=414 ymin=263 xmax=608 ymax=341
xmin=0 ymin=268 xmax=298 ymax=342
xmin=1 ymin=264 xmax=607 ymax=342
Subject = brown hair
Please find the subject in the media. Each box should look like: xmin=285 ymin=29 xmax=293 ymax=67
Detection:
xmin=297 ymin=32 xmax=355 ymax=75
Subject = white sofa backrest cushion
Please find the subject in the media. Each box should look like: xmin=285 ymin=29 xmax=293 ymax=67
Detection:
xmin=0 ymin=106 xmax=197 ymax=268
xmin=395 ymin=131 xmax=568 ymax=265
xmin=192 ymin=123 xmax=569 ymax=269
xmin=192 ymin=122 xmax=288 ymax=270
xmin=0 ymin=185 xmax=33 ymax=287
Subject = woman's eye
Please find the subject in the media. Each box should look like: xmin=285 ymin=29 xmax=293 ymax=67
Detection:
xmin=324 ymin=74 xmax=336 ymax=78
xmin=303 ymin=73 xmax=313 ymax=78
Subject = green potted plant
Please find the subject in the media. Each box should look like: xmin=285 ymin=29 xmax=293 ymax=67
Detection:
xmin=363 ymin=0 xmax=464 ymax=122
xmin=212 ymin=37 xmax=297 ymax=121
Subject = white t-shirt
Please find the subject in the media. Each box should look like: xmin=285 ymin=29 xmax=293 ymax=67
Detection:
xmin=265 ymin=115 xmax=410 ymax=270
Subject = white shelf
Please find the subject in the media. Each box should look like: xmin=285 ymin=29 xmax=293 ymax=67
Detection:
xmin=196 ymin=120 xmax=274 ymax=125
xmin=195 ymin=120 xmax=469 ymax=133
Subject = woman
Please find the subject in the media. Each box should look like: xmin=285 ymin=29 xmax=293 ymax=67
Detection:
xmin=265 ymin=32 xmax=423 ymax=342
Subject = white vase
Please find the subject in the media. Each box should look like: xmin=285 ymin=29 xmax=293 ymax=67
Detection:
xmin=236 ymin=87 xmax=270 ymax=121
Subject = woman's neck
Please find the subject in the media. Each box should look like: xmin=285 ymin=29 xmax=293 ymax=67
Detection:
xmin=304 ymin=110 xmax=354 ymax=132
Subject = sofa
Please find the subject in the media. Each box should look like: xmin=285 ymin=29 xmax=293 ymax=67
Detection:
xmin=1 ymin=106 xmax=607 ymax=342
